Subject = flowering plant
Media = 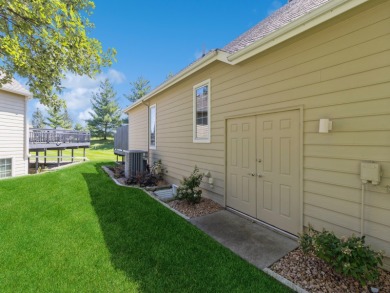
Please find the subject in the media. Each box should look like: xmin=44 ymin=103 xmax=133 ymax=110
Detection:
xmin=299 ymin=225 xmax=384 ymax=285
xmin=175 ymin=166 xmax=203 ymax=204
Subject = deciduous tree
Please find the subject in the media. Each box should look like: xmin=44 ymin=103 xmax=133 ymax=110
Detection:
xmin=0 ymin=0 xmax=116 ymax=108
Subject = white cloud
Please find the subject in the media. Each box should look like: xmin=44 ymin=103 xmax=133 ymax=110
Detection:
xmin=62 ymin=69 xmax=125 ymax=89
xmin=78 ymin=108 xmax=94 ymax=121
xmin=27 ymin=69 xmax=126 ymax=127
xmin=107 ymin=69 xmax=126 ymax=84
xmin=62 ymin=87 xmax=97 ymax=111
xmin=267 ymin=0 xmax=283 ymax=15
xmin=60 ymin=69 xmax=126 ymax=123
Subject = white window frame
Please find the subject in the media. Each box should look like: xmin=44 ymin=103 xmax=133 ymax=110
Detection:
xmin=193 ymin=79 xmax=211 ymax=143
xmin=0 ymin=157 xmax=14 ymax=179
xmin=149 ymin=104 xmax=157 ymax=150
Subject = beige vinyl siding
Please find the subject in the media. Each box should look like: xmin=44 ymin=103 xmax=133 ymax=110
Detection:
xmin=128 ymin=105 xmax=148 ymax=151
xmin=128 ymin=0 xmax=390 ymax=269
xmin=0 ymin=90 xmax=27 ymax=177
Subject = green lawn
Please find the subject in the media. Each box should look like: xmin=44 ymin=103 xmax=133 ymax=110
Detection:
xmin=1 ymin=150 xmax=291 ymax=292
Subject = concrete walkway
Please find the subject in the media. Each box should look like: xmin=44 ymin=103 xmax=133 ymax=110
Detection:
xmin=190 ymin=210 xmax=298 ymax=269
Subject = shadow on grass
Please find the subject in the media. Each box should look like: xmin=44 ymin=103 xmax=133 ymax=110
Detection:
xmin=83 ymin=162 xmax=291 ymax=292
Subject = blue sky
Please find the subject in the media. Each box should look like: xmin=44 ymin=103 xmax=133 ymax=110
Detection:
xmin=27 ymin=0 xmax=286 ymax=125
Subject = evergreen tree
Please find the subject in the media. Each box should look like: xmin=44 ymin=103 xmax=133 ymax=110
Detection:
xmin=62 ymin=108 xmax=73 ymax=129
xmin=87 ymin=79 xmax=122 ymax=139
xmin=74 ymin=123 xmax=84 ymax=131
xmin=31 ymin=108 xmax=46 ymax=129
xmin=124 ymin=76 xmax=151 ymax=102
xmin=46 ymin=105 xmax=64 ymax=129
xmin=46 ymin=104 xmax=70 ymax=129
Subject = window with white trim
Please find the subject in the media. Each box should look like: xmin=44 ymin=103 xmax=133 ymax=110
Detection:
xmin=193 ymin=79 xmax=211 ymax=143
xmin=0 ymin=158 xmax=12 ymax=178
xmin=149 ymin=104 xmax=156 ymax=149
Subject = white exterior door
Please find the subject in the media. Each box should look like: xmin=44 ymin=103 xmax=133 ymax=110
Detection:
xmin=256 ymin=110 xmax=300 ymax=234
xmin=226 ymin=110 xmax=300 ymax=235
xmin=226 ymin=116 xmax=257 ymax=218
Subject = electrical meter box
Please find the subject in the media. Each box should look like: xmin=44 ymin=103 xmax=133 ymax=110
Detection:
xmin=360 ymin=162 xmax=381 ymax=185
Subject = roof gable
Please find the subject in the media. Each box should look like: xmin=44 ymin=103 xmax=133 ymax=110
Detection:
xmin=1 ymin=78 xmax=31 ymax=97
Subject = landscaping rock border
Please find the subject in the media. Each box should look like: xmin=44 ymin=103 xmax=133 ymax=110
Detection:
xmin=270 ymin=248 xmax=390 ymax=293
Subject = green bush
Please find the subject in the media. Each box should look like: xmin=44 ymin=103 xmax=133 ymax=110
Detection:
xmin=176 ymin=166 xmax=203 ymax=204
xmin=299 ymin=226 xmax=384 ymax=286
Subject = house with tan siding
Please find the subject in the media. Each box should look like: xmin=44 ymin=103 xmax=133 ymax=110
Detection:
xmin=0 ymin=79 xmax=31 ymax=179
xmin=125 ymin=0 xmax=390 ymax=269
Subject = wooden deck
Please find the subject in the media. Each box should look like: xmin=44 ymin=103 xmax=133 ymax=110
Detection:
xmin=29 ymin=129 xmax=90 ymax=151
xmin=28 ymin=129 xmax=91 ymax=173
xmin=114 ymin=125 xmax=128 ymax=156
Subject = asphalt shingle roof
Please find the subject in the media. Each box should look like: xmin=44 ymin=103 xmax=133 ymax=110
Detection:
xmin=223 ymin=0 xmax=332 ymax=54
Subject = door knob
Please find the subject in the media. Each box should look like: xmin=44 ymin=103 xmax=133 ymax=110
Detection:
xmin=248 ymin=173 xmax=255 ymax=176
xmin=257 ymin=174 xmax=263 ymax=177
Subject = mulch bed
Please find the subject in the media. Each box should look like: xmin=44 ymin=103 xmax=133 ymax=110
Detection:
xmin=168 ymin=198 xmax=223 ymax=218
xmin=270 ymin=248 xmax=390 ymax=293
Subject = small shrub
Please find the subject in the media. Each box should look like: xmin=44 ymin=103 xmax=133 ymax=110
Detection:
xmin=299 ymin=226 xmax=384 ymax=286
xmin=113 ymin=165 xmax=124 ymax=178
xmin=176 ymin=166 xmax=203 ymax=204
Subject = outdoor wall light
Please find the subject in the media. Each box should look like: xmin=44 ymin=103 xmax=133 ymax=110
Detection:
xmin=319 ymin=118 xmax=333 ymax=133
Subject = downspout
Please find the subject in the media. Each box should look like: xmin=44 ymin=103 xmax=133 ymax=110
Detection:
xmin=141 ymin=100 xmax=150 ymax=160
xmin=24 ymin=96 xmax=30 ymax=175
xmin=360 ymin=183 xmax=365 ymax=237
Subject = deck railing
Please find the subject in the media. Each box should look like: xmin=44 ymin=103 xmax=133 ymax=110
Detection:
xmin=114 ymin=124 xmax=128 ymax=156
xmin=29 ymin=128 xmax=91 ymax=145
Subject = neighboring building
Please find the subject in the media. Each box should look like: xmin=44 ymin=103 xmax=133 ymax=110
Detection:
xmin=0 ymin=79 xmax=31 ymax=178
xmin=125 ymin=0 xmax=390 ymax=269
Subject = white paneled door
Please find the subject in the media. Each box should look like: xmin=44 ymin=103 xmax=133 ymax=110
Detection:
xmin=227 ymin=110 xmax=300 ymax=235
xmin=226 ymin=116 xmax=257 ymax=217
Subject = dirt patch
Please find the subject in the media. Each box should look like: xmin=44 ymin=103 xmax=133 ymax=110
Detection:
xmin=270 ymin=248 xmax=390 ymax=293
xmin=168 ymin=198 xmax=223 ymax=218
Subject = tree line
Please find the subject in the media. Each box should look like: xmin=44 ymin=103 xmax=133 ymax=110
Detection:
xmin=31 ymin=76 xmax=153 ymax=140
xmin=0 ymin=1 xmax=171 ymax=140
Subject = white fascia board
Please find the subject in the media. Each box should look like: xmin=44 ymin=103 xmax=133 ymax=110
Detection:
xmin=123 ymin=50 xmax=231 ymax=113
xmin=228 ymin=0 xmax=370 ymax=64
xmin=1 ymin=87 xmax=32 ymax=98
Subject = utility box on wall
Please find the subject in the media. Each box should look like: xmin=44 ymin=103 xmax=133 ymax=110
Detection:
xmin=360 ymin=161 xmax=381 ymax=185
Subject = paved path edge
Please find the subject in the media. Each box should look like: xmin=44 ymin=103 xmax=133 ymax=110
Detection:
xmin=263 ymin=268 xmax=310 ymax=293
